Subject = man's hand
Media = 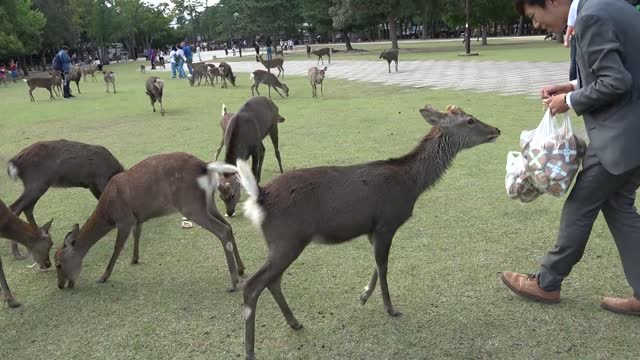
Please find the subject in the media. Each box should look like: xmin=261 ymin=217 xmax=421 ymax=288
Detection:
xmin=543 ymin=94 xmax=570 ymax=115
xmin=540 ymin=83 xmax=575 ymax=99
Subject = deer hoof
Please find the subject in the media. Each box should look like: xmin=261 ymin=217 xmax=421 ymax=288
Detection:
xmin=289 ymin=321 xmax=303 ymax=331
xmin=131 ymin=258 xmax=140 ymax=265
xmin=386 ymin=307 xmax=402 ymax=317
xmin=359 ymin=292 xmax=371 ymax=306
xmin=6 ymin=297 xmax=21 ymax=308
xmin=226 ymin=286 xmax=238 ymax=293
xmin=96 ymin=276 xmax=108 ymax=284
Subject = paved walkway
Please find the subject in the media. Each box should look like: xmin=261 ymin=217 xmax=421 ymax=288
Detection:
xmin=157 ymin=58 xmax=568 ymax=98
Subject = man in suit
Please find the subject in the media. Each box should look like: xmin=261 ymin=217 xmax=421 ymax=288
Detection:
xmin=503 ymin=0 xmax=640 ymax=316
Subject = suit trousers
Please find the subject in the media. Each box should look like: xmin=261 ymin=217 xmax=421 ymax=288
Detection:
xmin=539 ymin=149 xmax=640 ymax=297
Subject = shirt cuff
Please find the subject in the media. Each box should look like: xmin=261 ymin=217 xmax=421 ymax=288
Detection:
xmin=570 ymin=79 xmax=578 ymax=90
xmin=566 ymin=92 xmax=573 ymax=109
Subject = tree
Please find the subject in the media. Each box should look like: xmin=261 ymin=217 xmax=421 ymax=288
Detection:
xmin=330 ymin=0 xmax=403 ymax=49
xmin=0 ymin=0 xmax=45 ymax=73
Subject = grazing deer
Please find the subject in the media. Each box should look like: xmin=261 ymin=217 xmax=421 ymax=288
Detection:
xmin=311 ymin=47 xmax=332 ymax=65
xmin=308 ymin=66 xmax=327 ymax=99
xmin=54 ymin=152 xmax=246 ymax=292
xmin=257 ymin=54 xmax=284 ymax=78
xmin=0 ymin=199 xmax=53 ymax=308
xmin=234 ymin=104 xmax=500 ymax=360
xmin=217 ymin=96 xmax=285 ymax=217
xmin=379 ymin=49 xmax=399 ymax=73
xmin=207 ymin=64 xmax=222 ymax=87
xmin=218 ymin=62 xmax=236 ymax=88
xmin=23 ymin=72 xmax=58 ymax=102
xmin=104 ymin=71 xmax=116 ymax=93
xmin=6 ymin=139 xmax=124 ymax=259
xmin=250 ymin=70 xmax=289 ymax=99
xmin=145 ymin=76 xmax=165 ymax=116
xmin=139 ymin=64 xmax=146 ymax=73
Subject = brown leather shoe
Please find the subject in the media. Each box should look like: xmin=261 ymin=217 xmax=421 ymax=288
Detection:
xmin=600 ymin=296 xmax=640 ymax=316
xmin=501 ymin=271 xmax=560 ymax=304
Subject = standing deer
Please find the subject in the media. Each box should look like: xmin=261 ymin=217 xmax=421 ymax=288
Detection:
xmin=308 ymin=66 xmax=327 ymax=99
xmin=69 ymin=66 xmax=82 ymax=94
xmin=104 ymin=71 xmax=116 ymax=93
xmin=0 ymin=200 xmax=53 ymax=308
xmin=145 ymin=76 xmax=165 ymax=116
xmin=81 ymin=64 xmax=99 ymax=82
xmin=311 ymin=47 xmax=332 ymax=65
xmin=218 ymin=62 xmax=236 ymax=88
xmin=23 ymin=73 xmax=57 ymax=102
xmin=215 ymin=104 xmax=234 ymax=161
xmin=6 ymin=139 xmax=124 ymax=259
xmin=379 ymin=49 xmax=399 ymax=73
xmin=217 ymin=96 xmax=285 ymax=217
xmin=234 ymin=104 xmax=500 ymax=360
xmin=51 ymin=71 xmax=63 ymax=97
xmin=250 ymin=70 xmax=289 ymax=99
xmin=207 ymin=64 xmax=222 ymax=86
xmin=257 ymin=54 xmax=284 ymax=78
xmin=54 ymin=152 xmax=246 ymax=292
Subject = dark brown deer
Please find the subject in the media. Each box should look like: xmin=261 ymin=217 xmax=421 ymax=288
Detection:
xmin=379 ymin=49 xmax=399 ymax=73
xmin=7 ymin=139 xmax=124 ymax=260
xmin=218 ymin=62 xmax=236 ymax=88
xmin=23 ymin=71 xmax=58 ymax=102
xmin=54 ymin=152 xmax=245 ymax=292
xmin=0 ymin=200 xmax=53 ymax=308
xmin=145 ymin=76 xmax=165 ymax=116
xmin=307 ymin=66 xmax=327 ymax=99
xmin=257 ymin=54 xmax=284 ymax=78
xmin=217 ymin=96 xmax=285 ymax=217
xmin=311 ymin=47 xmax=332 ymax=65
xmin=250 ymin=70 xmax=289 ymax=99
xmin=234 ymin=104 xmax=500 ymax=360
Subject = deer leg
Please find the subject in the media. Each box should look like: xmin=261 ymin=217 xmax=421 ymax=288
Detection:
xmin=360 ymin=234 xmax=379 ymax=305
xmin=267 ymin=85 xmax=272 ymax=99
xmin=113 ymin=82 xmax=116 ymax=94
xmin=256 ymin=144 xmax=266 ymax=184
xmin=89 ymin=186 xmax=103 ymax=200
xmin=395 ymin=60 xmax=398 ymax=72
xmin=388 ymin=61 xmax=391 ymax=74
xmin=250 ymin=83 xmax=256 ymax=96
xmin=76 ymin=82 xmax=81 ymax=93
xmin=97 ymin=224 xmax=133 ymax=283
xmin=272 ymin=87 xmax=285 ymax=99
xmin=159 ymin=99 xmax=164 ymax=116
xmin=49 ymin=88 xmax=54 ymax=100
xmin=269 ymin=127 xmax=284 ymax=174
xmin=373 ymin=229 xmax=401 ymax=316
xmin=10 ymin=185 xmax=48 ymax=260
xmin=131 ymin=223 xmax=142 ymax=265
xmin=181 ymin=206 xmax=241 ymax=292
xmin=210 ymin=211 xmax=245 ymax=276
xmin=29 ymin=89 xmax=35 ymax=102
xmin=150 ymin=98 xmax=156 ymax=112
xmin=0 ymin=257 xmax=20 ymax=308
xmin=320 ymin=82 xmax=324 ymax=100
xmin=243 ymin=240 xmax=308 ymax=360
xmin=214 ymin=136 xmax=225 ymax=160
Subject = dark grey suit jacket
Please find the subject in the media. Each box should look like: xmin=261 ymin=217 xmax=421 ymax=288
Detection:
xmin=570 ymin=0 xmax=640 ymax=175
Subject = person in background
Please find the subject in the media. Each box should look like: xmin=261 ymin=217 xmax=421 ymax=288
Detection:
xmin=54 ymin=46 xmax=73 ymax=98
xmin=564 ymin=0 xmax=580 ymax=81
xmin=9 ymin=59 xmax=18 ymax=82
xmin=182 ymin=41 xmax=193 ymax=75
xmin=266 ymin=36 xmax=273 ymax=60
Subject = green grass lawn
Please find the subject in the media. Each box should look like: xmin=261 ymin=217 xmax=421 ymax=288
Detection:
xmin=0 ymin=52 xmax=637 ymax=360
xmin=221 ymin=37 xmax=571 ymax=63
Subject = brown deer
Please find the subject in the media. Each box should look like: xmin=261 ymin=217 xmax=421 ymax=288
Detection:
xmin=217 ymin=96 xmax=285 ymax=217
xmin=54 ymin=152 xmax=246 ymax=292
xmin=81 ymin=64 xmax=99 ymax=82
xmin=250 ymin=70 xmax=289 ymax=99
xmin=69 ymin=66 xmax=82 ymax=94
xmin=23 ymin=72 xmax=58 ymax=102
xmin=379 ymin=49 xmax=399 ymax=73
xmin=215 ymin=104 xmax=234 ymax=161
xmin=103 ymin=71 xmax=116 ymax=93
xmin=145 ymin=76 xmax=165 ymax=116
xmin=207 ymin=64 xmax=222 ymax=86
xmin=218 ymin=62 xmax=236 ymax=88
xmin=307 ymin=66 xmax=327 ymax=99
xmin=51 ymin=71 xmax=63 ymax=97
xmin=257 ymin=54 xmax=284 ymax=78
xmin=0 ymin=199 xmax=53 ymax=308
xmin=234 ymin=104 xmax=500 ymax=360
xmin=6 ymin=139 xmax=124 ymax=259
xmin=311 ymin=47 xmax=332 ymax=65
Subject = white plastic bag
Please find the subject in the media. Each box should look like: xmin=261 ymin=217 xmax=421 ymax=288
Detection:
xmin=505 ymin=109 xmax=586 ymax=202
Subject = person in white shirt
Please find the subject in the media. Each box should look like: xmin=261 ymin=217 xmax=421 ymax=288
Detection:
xmin=169 ymin=46 xmax=178 ymax=79
xmin=565 ymin=0 xmax=579 ymax=81
xmin=175 ymin=45 xmax=187 ymax=79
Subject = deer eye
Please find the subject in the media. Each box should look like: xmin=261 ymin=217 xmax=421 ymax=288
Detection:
xmin=467 ymin=118 xmax=475 ymax=125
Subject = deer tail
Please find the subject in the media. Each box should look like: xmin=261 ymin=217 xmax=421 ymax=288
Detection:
xmin=249 ymin=72 xmax=255 ymax=81
xmin=7 ymin=161 xmax=19 ymax=180
xmin=221 ymin=103 xmax=227 ymax=116
xmin=197 ymin=162 xmax=238 ymax=212
xmin=236 ymin=159 xmax=264 ymax=227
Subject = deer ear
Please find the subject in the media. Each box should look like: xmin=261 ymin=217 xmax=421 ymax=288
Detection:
xmin=419 ymin=105 xmax=449 ymax=126
xmin=323 ymin=66 xmax=327 ymax=71
xmin=41 ymin=219 xmax=53 ymax=234
xmin=445 ymin=105 xmax=466 ymax=115
xmin=64 ymin=224 xmax=79 ymax=247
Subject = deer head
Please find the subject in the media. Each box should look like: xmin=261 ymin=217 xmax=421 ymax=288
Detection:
xmin=218 ymin=174 xmax=242 ymax=217
xmin=55 ymin=224 xmax=83 ymax=289
xmin=30 ymin=220 xmax=54 ymax=270
xmin=419 ymin=104 xmax=500 ymax=149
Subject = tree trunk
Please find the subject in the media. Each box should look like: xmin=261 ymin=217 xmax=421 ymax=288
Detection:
xmin=482 ymin=24 xmax=488 ymax=46
xmin=517 ymin=16 xmax=524 ymax=36
xmin=422 ymin=16 xmax=428 ymax=39
xmin=388 ymin=15 xmax=399 ymax=49
xmin=343 ymin=31 xmax=353 ymax=51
